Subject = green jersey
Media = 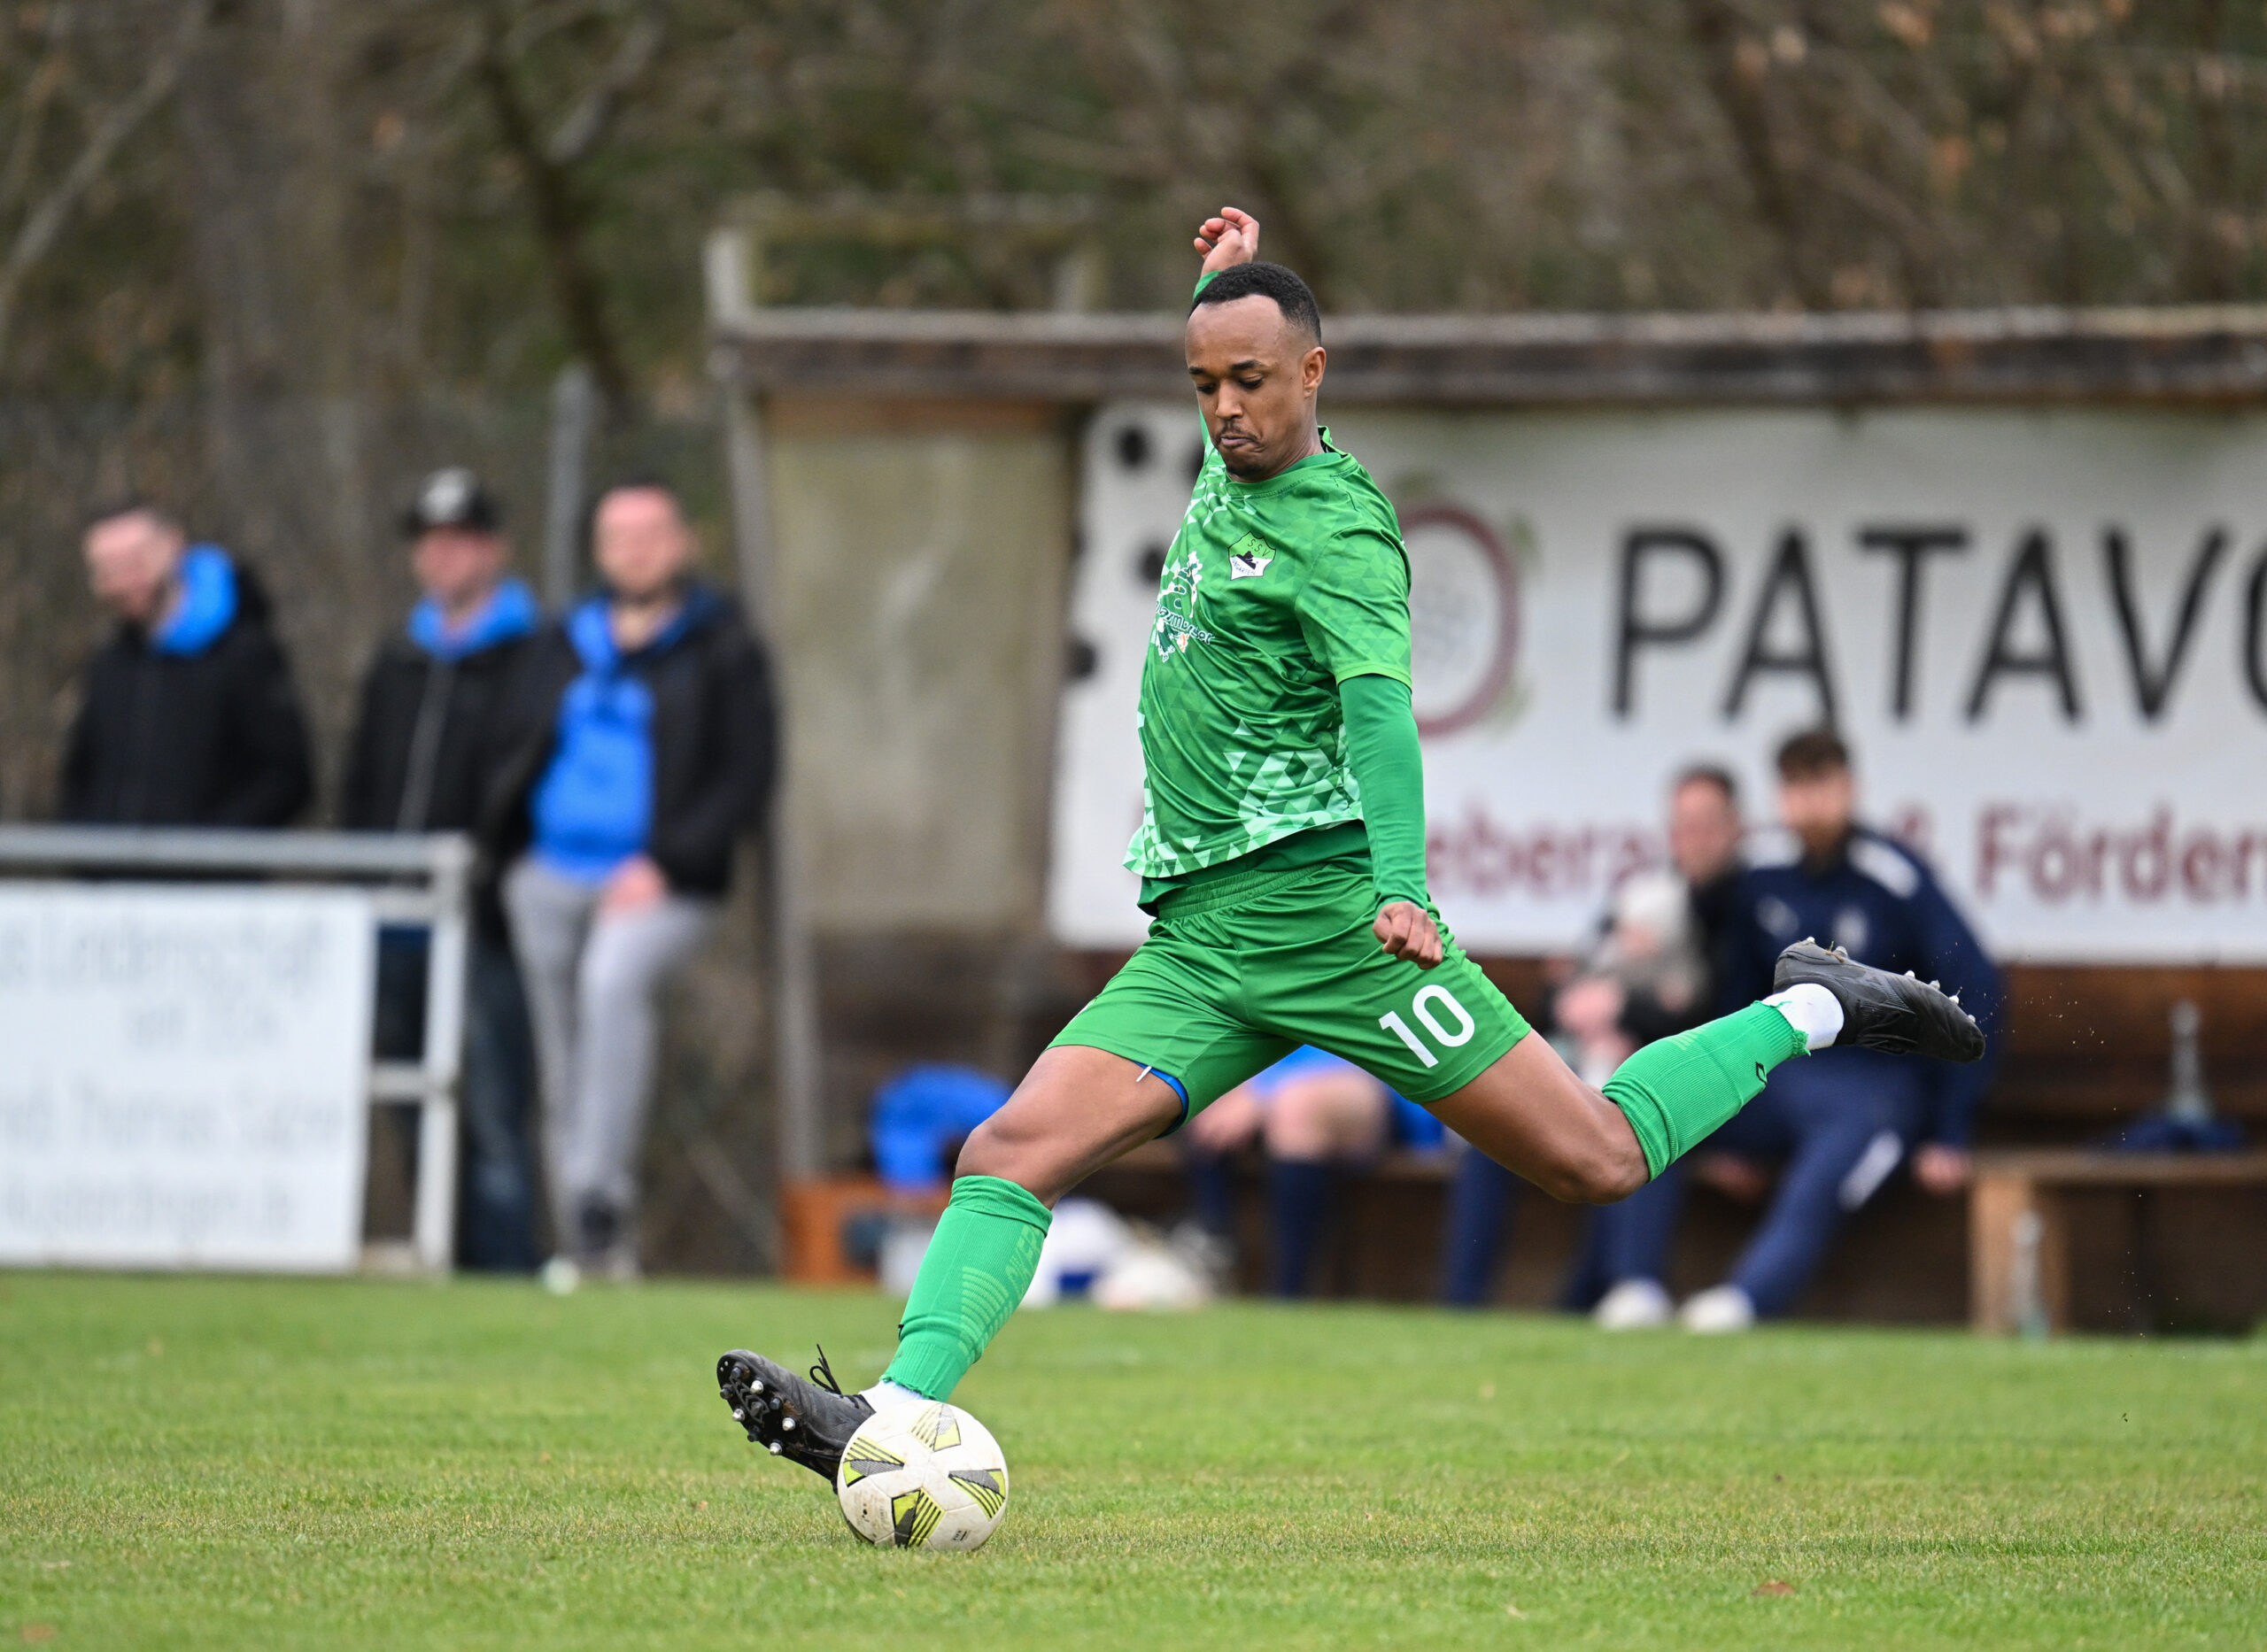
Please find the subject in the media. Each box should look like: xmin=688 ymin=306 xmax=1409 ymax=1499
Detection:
xmin=1124 ymin=428 xmax=1412 ymax=882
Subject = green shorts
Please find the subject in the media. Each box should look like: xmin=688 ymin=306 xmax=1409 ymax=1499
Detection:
xmin=1049 ymin=853 xmax=1532 ymax=1123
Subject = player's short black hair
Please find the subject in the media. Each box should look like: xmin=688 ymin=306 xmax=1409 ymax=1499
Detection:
xmin=1189 ymin=261 xmax=1322 ymax=344
xmin=1776 ymin=727 xmax=1851 ymax=779
xmin=1673 ymin=763 xmax=1740 ymax=807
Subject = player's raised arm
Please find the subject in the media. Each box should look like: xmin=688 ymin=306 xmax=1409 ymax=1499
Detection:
xmin=1194 ymin=206 xmax=1261 ymax=278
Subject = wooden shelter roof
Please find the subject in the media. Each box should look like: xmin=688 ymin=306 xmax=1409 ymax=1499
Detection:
xmin=711 ymin=303 xmax=2267 ymax=407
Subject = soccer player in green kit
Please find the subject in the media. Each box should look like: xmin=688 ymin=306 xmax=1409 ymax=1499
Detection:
xmin=717 ymin=207 xmax=1983 ymax=1476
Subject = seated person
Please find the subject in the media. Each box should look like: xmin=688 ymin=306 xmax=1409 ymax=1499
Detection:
xmin=1182 ymin=1045 xmax=1443 ymax=1297
xmin=1441 ymin=766 xmax=1745 ymax=1308
xmin=1586 ymin=728 xmax=2000 ymax=1332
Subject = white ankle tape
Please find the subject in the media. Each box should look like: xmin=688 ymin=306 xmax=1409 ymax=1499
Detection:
xmin=1765 ymin=982 xmax=1845 ymax=1053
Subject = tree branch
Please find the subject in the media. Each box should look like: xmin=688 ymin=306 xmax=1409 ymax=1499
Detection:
xmin=1678 ymin=0 xmax=1830 ymax=307
xmin=0 ymin=1 xmax=74 ymax=223
xmin=0 ymin=0 xmax=210 ymax=373
xmin=472 ymin=1 xmax=635 ymax=418
xmin=547 ymin=2 xmax=664 ymax=168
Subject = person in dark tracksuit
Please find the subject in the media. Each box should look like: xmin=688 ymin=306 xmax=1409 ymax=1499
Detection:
xmin=63 ymin=502 xmax=312 ymax=827
xmin=1439 ymin=765 xmax=1748 ymax=1308
xmin=343 ymin=468 xmax=544 ymax=1271
xmin=481 ymin=479 xmax=776 ymax=1282
xmin=1584 ymin=728 xmax=2001 ymax=1332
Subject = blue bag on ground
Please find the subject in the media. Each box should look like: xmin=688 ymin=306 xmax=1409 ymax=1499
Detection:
xmin=871 ymin=1065 xmax=1013 ymax=1191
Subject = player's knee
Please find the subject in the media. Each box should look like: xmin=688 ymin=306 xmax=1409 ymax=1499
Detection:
xmin=1583 ymin=1150 xmax=1652 ymax=1204
xmin=954 ymin=1110 xmax=1063 ymax=1190
xmin=1589 ymin=1141 xmax=1652 ymax=1203
xmin=1550 ymin=1131 xmax=1650 ymax=1205
xmin=955 ymin=1115 xmax=1019 ymax=1180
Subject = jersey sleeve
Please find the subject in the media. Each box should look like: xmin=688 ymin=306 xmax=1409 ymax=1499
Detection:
xmin=1338 ymin=674 xmax=1429 ymax=912
xmin=1296 ymin=525 xmax=1412 ymax=687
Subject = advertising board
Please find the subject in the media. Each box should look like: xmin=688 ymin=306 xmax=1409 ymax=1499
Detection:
xmin=0 ymin=884 xmax=375 ymax=1270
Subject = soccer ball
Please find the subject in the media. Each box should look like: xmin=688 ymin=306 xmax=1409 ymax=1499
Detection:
xmin=836 ymin=1399 xmax=1010 ymax=1552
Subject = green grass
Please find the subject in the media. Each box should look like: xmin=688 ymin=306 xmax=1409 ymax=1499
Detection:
xmin=2 ymin=1274 xmax=2262 ymax=1650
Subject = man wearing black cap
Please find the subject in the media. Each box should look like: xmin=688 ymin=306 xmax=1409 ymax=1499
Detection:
xmin=343 ymin=467 xmax=544 ymax=1270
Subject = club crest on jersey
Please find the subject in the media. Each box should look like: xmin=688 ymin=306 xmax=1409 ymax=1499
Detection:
xmin=1152 ymin=546 xmax=1213 ymax=659
xmin=1229 ymin=550 xmax=1273 ymax=579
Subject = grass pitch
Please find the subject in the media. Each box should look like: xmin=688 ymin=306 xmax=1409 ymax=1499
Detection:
xmin=2 ymin=1273 xmax=2262 ymax=1650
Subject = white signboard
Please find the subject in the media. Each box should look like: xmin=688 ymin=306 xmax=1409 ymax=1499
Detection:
xmin=0 ymin=885 xmax=375 ymax=1270
xmin=1052 ymin=403 xmax=2267 ymax=962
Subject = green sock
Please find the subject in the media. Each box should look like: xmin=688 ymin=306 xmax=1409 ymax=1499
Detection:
xmin=1602 ymin=1003 xmax=1809 ymax=1179
xmin=882 ymin=1174 xmax=1052 ymax=1401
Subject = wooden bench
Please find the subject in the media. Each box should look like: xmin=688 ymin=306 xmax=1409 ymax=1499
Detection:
xmin=1968 ymin=1150 xmax=2267 ymax=1332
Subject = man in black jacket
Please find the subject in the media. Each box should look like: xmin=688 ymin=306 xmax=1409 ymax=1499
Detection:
xmin=482 ymin=479 xmax=776 ymax=1281
xmin=344 ymin=468 xmax=544 ymax=1271
xmin=62 ymin=501 xmax=312 ymax=826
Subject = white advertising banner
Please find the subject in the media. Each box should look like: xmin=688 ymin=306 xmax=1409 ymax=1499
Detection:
xmin=1051 ymin=403 xmax=2267 ymax=961
xmin=0 ymin=884 xmax=375 ymax=1270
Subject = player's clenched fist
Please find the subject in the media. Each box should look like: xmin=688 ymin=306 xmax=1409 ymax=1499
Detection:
xmin=1194 ymin=206 xmax=1261 ymax=274
xmin=1373 ymin=899 xmax=1443 ymax=969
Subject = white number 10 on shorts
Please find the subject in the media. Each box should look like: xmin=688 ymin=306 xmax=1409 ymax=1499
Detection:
xmin=1379 ymin=984 xmax=1478 ymax=1069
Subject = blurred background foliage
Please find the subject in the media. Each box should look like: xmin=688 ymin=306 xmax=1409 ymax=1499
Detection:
xmin=7 ymin=0 xmax=2267 ymax=413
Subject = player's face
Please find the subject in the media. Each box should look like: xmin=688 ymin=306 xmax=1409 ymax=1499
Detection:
xmin=1667 ymin=778 xmax=1743 ymax=884
xmin=83 ymin=510 xmax=184 ymax=626
xmin=1186 ymin=296 xmax=1327 ymax=481
xmin=1777 ymin=766 xmax=1856 ymax=861
xmin=593 ymin=486 xmax=693 ymax=602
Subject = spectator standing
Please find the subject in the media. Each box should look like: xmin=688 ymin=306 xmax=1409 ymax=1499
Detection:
xmin=62 ymin=502 xmax=312 ymax=826
xmin=342 ymin=468 xmax=544 ymax=1271
xmin=1440 ymin=766 xmax=1748 ymax=1308
xmin=1585 ymin=729 xmax=2000 ymax=1332
xmin=483 ymin=480 xmax=776 ymax=1281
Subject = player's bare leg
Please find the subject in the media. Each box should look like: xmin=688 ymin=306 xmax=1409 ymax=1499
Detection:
xmin=954 ymin=1046 xmax=1185 ymax=1204
xmin=1388 ymin=899 xmax=1982 ymax=1206
xmin=1429 ymin=1033 xmax=1652 ymax=1204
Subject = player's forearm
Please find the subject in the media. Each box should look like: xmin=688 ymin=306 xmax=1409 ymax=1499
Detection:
xmin=1339 ymin=672 xmax=1429 ymax=912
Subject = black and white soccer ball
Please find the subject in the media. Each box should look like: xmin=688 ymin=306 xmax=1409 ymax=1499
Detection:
xmin=836 ymin=1400 xmax=1010 ymax=1552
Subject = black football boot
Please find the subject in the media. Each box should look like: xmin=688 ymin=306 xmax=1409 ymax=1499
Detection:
xmin=1772 ymin=938 xmax=1986 ymax=1062
xmin=716 ymin=1347 xmax=873 ymax=1481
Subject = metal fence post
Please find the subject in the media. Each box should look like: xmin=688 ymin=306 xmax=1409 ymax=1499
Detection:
xmin=413 ymin=834 xmax=473 ymax=1271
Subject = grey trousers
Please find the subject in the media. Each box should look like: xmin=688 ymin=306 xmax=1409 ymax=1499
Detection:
xmin=503 ymin=857 xmax=715 ymax=1250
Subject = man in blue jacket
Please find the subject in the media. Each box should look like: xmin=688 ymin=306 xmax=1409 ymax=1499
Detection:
xmin=1587 ymin=727 xmax=2001 ymax=1332
xmin=483 ymin=479 xmax=776 ymax=1282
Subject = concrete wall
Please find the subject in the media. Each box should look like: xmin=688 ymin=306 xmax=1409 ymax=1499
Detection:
xmin=765 ymin=397 xmax=1074 ymax=937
